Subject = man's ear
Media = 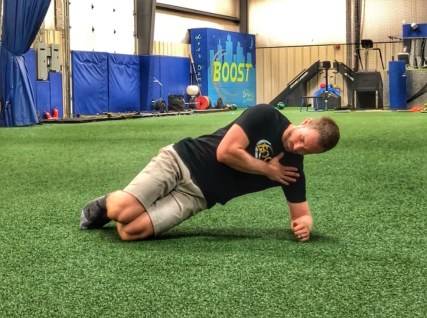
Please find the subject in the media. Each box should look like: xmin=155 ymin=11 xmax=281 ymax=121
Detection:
xmin=301 ymin=118 xmax=313 ymax=125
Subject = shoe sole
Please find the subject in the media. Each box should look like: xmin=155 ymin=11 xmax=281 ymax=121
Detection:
xmin=80 ymin=209 xmax=90 ymax=230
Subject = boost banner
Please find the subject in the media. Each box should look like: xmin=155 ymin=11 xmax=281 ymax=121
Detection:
xmin=189 ymin=28 xmax=256 ymax=107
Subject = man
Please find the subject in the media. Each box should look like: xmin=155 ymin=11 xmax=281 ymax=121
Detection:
xmin=80 ymin=104 xmax=340 ymax=242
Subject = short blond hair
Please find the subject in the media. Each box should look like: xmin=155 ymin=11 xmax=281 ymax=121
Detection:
xmin=308 ymin=117 xmax=340 ymax=151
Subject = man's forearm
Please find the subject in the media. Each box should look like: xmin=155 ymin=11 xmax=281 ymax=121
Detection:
xmin=217 ymin=148 xmax=270 ymax=176
xmin=288 ymin=202 xmax=313 ymax=241
xmin=288 ymin=201 xmax=313 ymax=230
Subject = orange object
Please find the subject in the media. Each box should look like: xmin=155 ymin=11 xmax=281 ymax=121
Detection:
xmin=51 ymin=107 xmax=59 ymax=118
xmin=409 ymin=105 xmax=423 ymax=112
xmin=195 ymin=96 xmax=210 ymax=110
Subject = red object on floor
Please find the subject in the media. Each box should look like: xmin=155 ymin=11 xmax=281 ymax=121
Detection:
xmin=409 ymin=105 xmax=423 ymax=112
xmin=195 ymin=96 xmax=210 ymax=110
xmin=51 ymin=107 xmax=59 ymax=119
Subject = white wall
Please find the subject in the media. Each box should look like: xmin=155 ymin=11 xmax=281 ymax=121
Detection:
xmin=154 ymin=11 xmax=239 ymax=43
xmin=249 ymin=0 xmax=346 ymax=47
xmin=361 ymin=0 xmax=427 ymax=42
xmin=250 ymin=0 xmax=427 ymax=47
xmin=154 ymin=0 xmax=240 ymax=44
xmin=43 ymin=0 xmax=56 ymax=30
xmin=157 ymin=0 xmax=239 ymax=17
xmin=69 ymin=0 xmax=135 ymax=54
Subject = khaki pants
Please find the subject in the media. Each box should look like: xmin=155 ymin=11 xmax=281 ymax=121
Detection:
xmin=123 ymin=145 xmax=207 ymax=235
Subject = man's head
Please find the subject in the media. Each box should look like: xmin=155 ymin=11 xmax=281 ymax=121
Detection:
xmin=283 ymin=117 xmax=340 ymax=155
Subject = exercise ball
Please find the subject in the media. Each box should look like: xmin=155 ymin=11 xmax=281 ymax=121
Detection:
xmin=186 ymin=85 xmax=200 ymax=96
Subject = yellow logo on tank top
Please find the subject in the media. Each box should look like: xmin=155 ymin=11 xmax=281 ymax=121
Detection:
xmin=255 ymin=140 xmax=273 ymax=161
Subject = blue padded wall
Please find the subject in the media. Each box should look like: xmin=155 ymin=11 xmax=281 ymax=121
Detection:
xmin=140 ymin=55 xmax=161 ymax=111
xmin=23 ymin=49 xmax=37 ymax=97
xmin=140 ymin=55 xmax=190 ymax=111
xmin=23 ymin=49 xmax=40 ymax=117
xmin=24 ymin=49 xmax=47 ymax=118
xmin=35 ymin=81 xmax=51 ymax=116
xmin=49 ymin=72 xmax=63 ymax=117
xmin=72 ymin=51 xmax=109 ymax=115
xmin=71 ymin=51 xmax=190 ymax=114
xmin=24 ymin=49 xmax=64 ymax=119
xmin=108 ymin=54 xmax=141 ymax=112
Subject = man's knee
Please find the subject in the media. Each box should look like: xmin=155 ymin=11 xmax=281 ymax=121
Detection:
xmin=106 ymin=191 xmax=145 ymax=223
xmin=116 ymin=225 xmax=136 ymax=241
xmin=116 ymin=215 xmax=154 ymax=241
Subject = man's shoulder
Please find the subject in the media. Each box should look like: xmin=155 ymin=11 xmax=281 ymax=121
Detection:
xmin=251 ymin=104 xmax=277 ymax=112
xmin=235 ymin=104 xmax=289 ymax=134
xmin=246 ymin=104 xmax=286 ymax=119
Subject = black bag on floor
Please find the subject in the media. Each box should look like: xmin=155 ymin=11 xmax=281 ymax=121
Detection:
xmin=216 ymin=97 xmax=224 ymax=109
xmin=153 ymin=99 xmax=167 ymax=113
xmin=168 ymin=95 xmax=185 ymax=112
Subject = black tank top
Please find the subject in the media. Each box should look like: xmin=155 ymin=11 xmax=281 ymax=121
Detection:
xmin=173 ymin=104 xmax=306 ymax=208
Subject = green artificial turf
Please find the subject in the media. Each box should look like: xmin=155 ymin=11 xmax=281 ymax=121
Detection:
xmin=0 ymin=109 xmax=426 ymax=317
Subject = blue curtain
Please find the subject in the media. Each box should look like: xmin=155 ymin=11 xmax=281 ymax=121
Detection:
xmin=0 ymin=0 xmax=51 ymax=127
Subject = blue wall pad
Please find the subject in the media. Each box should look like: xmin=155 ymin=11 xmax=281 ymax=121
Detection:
xmin=140 ymin=55 xmax=190 ymax=111
xmin=72 ymin=51 xmax=190 ymax=114
xmin=109 ymin=54 xmax=141 ymax=112
xmin=189 ymin=28 xmax=256 ymax=107
xmin=35 ymin=81 xmax=51 ymax=117
xmin=72 ymin=51 xmax=109 ymax=115
xmin=24 ymin=51 xmax=64 ymax=118
xmin=23 ymin=49 xmax=37 ymax=96
xmin=48 ymin=72 xmax=63 ymax=117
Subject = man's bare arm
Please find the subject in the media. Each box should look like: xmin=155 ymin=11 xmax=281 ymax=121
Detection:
xmin=288 ymin=201 xmax=313 ymax=242
xmin=216 ymin=124 xmax=299 ymax=185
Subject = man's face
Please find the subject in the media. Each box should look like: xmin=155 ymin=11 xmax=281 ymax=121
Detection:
xmin=284 ymin=126 xmax=324 ymax=155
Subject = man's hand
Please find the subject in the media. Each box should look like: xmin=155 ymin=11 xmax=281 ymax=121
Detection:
xmin=266 ymin=152 xmax=299 ymax=185
xmin=291 ymin=215 xmax=313 ymax=242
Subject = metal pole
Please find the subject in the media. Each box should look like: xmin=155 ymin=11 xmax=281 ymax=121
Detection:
xmin=62 ymin=0 xmax=71 ymax=118
xmin=135 ymin=0 xmax=156 ymax=55
xmin=239 ymin=0 xmax=248 ymax=34
xmin=346 ymin=0 xmax=352 ymax=67
xmin=353 ymin=0 xmax=361 ymax=72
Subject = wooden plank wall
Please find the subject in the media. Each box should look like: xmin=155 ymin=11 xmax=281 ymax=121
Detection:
xmin=153 ymin=41 xmax=190 ymax=57
xmin=257 ymin=45 xmax=347 ymax=105
xmin=256 ymin=42 xmax=403 ymax=106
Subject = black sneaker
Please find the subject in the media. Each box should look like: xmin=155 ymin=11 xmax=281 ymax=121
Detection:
xmin=80 ymin=195 xmax=110 ymax=229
